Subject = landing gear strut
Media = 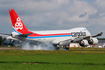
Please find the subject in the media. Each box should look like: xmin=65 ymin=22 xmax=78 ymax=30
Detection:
xmin=63 ymin=46 xmax=69 ymax=50
xmin=53 ymin=44 xmax=59 ymax=50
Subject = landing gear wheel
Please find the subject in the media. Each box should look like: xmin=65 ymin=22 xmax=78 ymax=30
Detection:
xmin=53 ymin=45 xmax=59 ymax=50
xmin=63 ymin=46 xmax=69 ymax=50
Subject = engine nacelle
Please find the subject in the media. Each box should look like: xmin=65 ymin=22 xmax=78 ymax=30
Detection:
xmin=88 ymin=38 xmax=98 ymax=45
xmin=11 ymin=34 xmax=16 ymax=38
xmin=11 ymin=32 xmax=19 ymax=38
xmin=79 ymin=40 xmax=89 ymax=47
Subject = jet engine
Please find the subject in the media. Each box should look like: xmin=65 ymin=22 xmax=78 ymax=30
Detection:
xmin=11 ymin=34 xmax=15 ymax=38
xmin=11 ymin=32 xmax=19 ymax=38
xmin=79 ymin=40 xmax=89 ymax=47
xmin=88 ymin=38 xmax=98 ymax=45
xmin=79 ymin=38 xmax=98 ymax=47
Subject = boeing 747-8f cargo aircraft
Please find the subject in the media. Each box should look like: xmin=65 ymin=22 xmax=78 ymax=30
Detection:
xmin=0 ymin=9 xmax=103 ymax=50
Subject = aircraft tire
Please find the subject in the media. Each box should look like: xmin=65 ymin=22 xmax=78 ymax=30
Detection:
xmin=63 ymin=46 xmax=69 ymax=50
xmin=53 ymin=45 xmax=59 ymax=50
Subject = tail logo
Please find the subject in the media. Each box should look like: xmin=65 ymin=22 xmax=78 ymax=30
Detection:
xmin=15 ymin=17 xmax=23 ymax=30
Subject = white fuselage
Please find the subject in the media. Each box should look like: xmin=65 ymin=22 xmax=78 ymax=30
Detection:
xmin=24 ymin=27 xmax=91 ymax=44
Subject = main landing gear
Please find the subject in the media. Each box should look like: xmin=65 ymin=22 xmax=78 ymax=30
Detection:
xmin=53 ymin=44 xmax=69 ymax=50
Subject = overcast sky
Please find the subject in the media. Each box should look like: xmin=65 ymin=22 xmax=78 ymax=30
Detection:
xmin=0 ymin=0 xmax=105 ymax=37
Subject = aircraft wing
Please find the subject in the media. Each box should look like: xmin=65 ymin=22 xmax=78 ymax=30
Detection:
xmin=52 ymin=32 xmax=103 ymax=46
xmin=84 ymin=32 xmax=103 ymax=39
xmin=52 ymin=37 xmax=84 ymax=46
xmin=73 ymin=32 xmax=103 ymax=42
xmin=0 ymin=33 xmax=11 ymax=36
xmin=18 ymin=33 xmax=33 ymax=37
xmin=52 ymin=37 xmax=72 ymax=44
xmin=92 ymin=32 xmax=103 ymax=37
xmin=7 ymin=36 xmax=20 ymax=40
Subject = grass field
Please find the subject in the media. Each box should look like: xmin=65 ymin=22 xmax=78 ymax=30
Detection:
xmin=0 ymin=48 xmax=105 ymax=70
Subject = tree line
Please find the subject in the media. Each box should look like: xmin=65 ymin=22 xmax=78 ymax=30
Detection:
xmin=0 ymin=36 xmax=7 ymax=45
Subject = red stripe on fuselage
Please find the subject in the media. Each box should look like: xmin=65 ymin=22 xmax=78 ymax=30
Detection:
xmin=28 ymin=33 xmax=71 ymax=37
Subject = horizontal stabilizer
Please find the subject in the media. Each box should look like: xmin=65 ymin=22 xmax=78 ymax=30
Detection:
xmin=0 ymin=33 xmax=11 ymax=36
xmin=7 ymin=36 xmax=20 ymax=40
xmin=19 ymin=33 xmax=33 ymax=37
